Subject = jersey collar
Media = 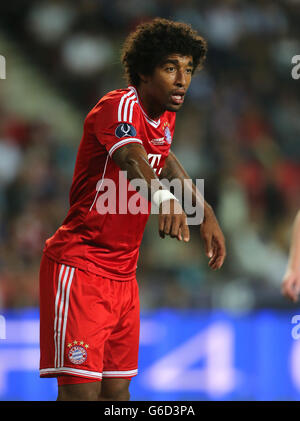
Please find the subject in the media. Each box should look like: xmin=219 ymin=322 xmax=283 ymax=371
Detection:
xmin=128 ymin=86 xmax=161 ymax=129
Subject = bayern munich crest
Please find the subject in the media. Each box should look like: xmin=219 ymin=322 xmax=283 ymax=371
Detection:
xmin=163 ymin=122 xmax=172 ymax=144
xmin=67 ymin=340 xmax=89 ymax=365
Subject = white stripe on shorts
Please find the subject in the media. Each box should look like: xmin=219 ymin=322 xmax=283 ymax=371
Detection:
xmin=40 ymin=367 xmax=102 ymax=380
xmin=53 ymin=265 xmax=75 ymax=368
xmin=102 ymin=369 xmax=138 ymax=377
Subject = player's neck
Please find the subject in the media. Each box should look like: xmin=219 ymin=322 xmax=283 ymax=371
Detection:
xmin=135 ymin=85 xmax=165 ymax=121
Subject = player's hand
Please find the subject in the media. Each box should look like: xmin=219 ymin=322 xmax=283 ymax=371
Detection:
xmin=159 ymin=199 xmax=190 ymax=242
xmin=281 ymin=269 xmax=300 ymax=303
xmin=200 ymin=211 xmax=226 ymax=270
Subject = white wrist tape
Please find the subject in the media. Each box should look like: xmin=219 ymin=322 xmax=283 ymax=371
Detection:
xmin=152 ymin=189 xmax=178 ymax=208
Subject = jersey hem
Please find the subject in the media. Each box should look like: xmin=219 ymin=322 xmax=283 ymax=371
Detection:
xmin=43 ymin=250 xmax=136 ymax=282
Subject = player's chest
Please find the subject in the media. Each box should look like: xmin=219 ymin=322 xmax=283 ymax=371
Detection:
xmin=140 ymin=117 xmax=172 ymax=156
xmin=139 ymin=119 xmax=173 ymax=175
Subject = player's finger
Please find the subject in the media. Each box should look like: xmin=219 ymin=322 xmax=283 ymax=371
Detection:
xmin=210 ymin=238 xmax=226 ymax=269
xmin=181 ymin=218 xmax=190 ymax=242
xmin=207 ymin=238 xmax=218 ymax=265
xmin=208 ymin=245 xmax=221 ymax=269
xmin=164 ymin=215 xmax=172 ymax=236
xmin=289 ymin=284 xmax=299 ymax=302
xmin=208 ymin=253 xmax=224 ymax=271
xmin=170 ymin=217 xmax=181 ymax=240
xmin=159 ymin=215 xmax=165 ymax=238
xmin=208 ymin=254 xmax=217 ymax=269
xmin=282 ymin=278 xmax=297 ymax=302
xmin=210 ymin=254 xmax=225 ymax=270
xmin=177 ymin=227 xmax=182 ymax=241
xmin=294 ymin=283 xmax=300 ymax=301
xmin=284 ymin=281 xmax=297 ymax=301
xmin=202 ymin=230 xmax=213 ymax=258
xmin=208 ymin=253 xmax=219 ymax=269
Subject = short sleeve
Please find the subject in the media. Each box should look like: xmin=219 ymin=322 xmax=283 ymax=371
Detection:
xmin=93 ymin=94 xmax=143 ymax=157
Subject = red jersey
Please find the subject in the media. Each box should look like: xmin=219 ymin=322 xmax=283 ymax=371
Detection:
xmin=44 ymin=86 xmax=176 ymax=280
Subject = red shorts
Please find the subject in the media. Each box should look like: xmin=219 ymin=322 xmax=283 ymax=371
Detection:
xmin=39 ymin=253 xmax=140 ymax=382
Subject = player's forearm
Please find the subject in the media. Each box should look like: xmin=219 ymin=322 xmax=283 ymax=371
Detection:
xmin=112 ymin=143 xmax=167 ymax=201
xmin=160 ymin=150 xmax=214 ymax=221
xmin=287 ymin=211 xmax=300 ymax=272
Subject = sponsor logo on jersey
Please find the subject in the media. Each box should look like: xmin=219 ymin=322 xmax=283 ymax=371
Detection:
xmin=150 ymin=137 xmax=165 ymax=145
xmin=115 ymin=123 xmax=137 ymax=138
xmin=163 ymin=122 xmax=172 ymax=144
xmin=67 ymin=340 xmax=89 ymax=365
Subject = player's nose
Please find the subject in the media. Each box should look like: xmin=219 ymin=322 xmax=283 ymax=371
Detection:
xmin=175 ymin=70 xmax=187 ymax=88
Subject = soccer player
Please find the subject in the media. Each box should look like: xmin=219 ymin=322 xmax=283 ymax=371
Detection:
xmin=281 ymin=210 xmax=300 ymax=302
xmin=39 ymin=18 xmax=226 ymax=401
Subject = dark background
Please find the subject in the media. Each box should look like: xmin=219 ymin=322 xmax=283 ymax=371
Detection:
xmin=0 ymin=0 xmax=299 ymax=312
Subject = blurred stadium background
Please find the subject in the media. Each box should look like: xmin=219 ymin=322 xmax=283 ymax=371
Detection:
xmin=0 ymin=0 xmax=300 ymax=401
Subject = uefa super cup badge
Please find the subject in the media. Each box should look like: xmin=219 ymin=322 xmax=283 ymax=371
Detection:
xmin=163 ymin=122 xmax=172 ymax=144
xmin=67 ymin=340 xmax=89 ymax=365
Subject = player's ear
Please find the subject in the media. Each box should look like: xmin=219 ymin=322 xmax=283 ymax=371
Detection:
xmin=138 ymin=73 xmax=149 ymax=84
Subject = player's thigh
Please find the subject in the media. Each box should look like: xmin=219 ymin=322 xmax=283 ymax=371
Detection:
xmin=57 ymin=381 xmax=101 ymax=401
xmin=102 ymin=279 xmax=140 ymax=377
xmin=99 ymin=378 xmax=131 ymax=401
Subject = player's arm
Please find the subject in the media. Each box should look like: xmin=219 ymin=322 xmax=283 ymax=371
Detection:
xmin=159 ymin=149 xmax=226 ymax=270
xmin=112 ymin=143 xmax=190 ymax=242
xmin=282 ymin=210 xmax=300 ymax=302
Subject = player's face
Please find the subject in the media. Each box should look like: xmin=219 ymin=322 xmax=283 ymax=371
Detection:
xmin=141 ymin=54 xmax=193 ymax=117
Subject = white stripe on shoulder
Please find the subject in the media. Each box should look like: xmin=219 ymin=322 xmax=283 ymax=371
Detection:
xmin=118 ymin=91 xmax=132 ymax=122
xmin=108 ymin=138 xmax=143 ymax=157
xmin=128 ymin=99 xmax=138 ymax=123
xmin=118 ymin=90 xmax=136 ymax=122
xmin=123 ymin=93 xmax=136 ymax=122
